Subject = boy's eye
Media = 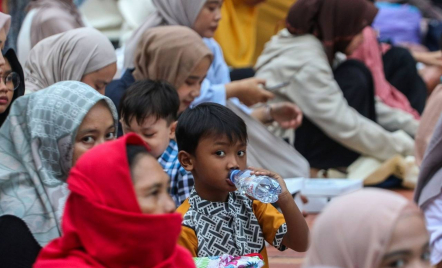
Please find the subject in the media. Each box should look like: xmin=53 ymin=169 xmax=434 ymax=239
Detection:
xmin=143 ymin=133 xmax=155 ymax=138
xmin=215 ymin=150 xmax=225 ymax=157
xmin=238 ymin=150 xmax=245 ymax=157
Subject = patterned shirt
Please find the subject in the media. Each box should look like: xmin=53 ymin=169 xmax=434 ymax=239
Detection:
xmin=177 ymin=189 xmax=287 ymax=268
xmin=158 ymin=140 xmax=195 ymax=206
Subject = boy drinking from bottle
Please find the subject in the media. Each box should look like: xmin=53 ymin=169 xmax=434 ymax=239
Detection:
xmin=176 ymin=103 xmax=309 ymax=267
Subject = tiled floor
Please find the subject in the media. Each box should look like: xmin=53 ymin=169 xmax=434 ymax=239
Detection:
xmin=266 ymin=188 xmax=414 ymax=268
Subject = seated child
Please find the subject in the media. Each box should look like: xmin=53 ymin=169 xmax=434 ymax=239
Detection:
xmin=119 ymin=79 xmax=194 ymax=206
xmin=175 ymin=103 xmax=309 ymax=268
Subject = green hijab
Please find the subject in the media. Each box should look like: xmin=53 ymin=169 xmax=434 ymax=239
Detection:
xmin=0 ymin=81 xmax=118 ymax=245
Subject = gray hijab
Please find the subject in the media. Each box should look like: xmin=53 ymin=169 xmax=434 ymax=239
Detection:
xmin=123 ymin=0 xmax=206 ymax=69
xmin=414 ymin=114 xmax=442 ymax=207
xmin=25 ymin=27 xmax=116 ymax=93
xmin=0 ymin=81 xmax=118 ymax=245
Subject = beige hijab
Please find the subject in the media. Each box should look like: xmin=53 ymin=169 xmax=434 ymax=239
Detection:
xmin=27 ymin=0 xmax=84 ymax=47
xmin=123 ymin=0 xmax=206 ymax=69
xmin=25 ymin=27 xmax=117 ymax=93
xmin=0 ymin=12 xmax=11 ymax=35
xmin=304 ymin=189 xmax=421 ymax=268
xmin=415 ymin=85 xmax=442 ymax=166
xmin=133 ymin=25 xmax=213 ymax=89
xmin=415 ymin=112 xmax=442 ymax=207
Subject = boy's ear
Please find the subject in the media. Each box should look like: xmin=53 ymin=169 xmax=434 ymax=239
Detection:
xmin=119 ymin=119 xmax=126 ymax=134
xmin=169 ymin=121 xmax=177 ymax=140
xmin=178 ymin=151 xmax=194 ymax=172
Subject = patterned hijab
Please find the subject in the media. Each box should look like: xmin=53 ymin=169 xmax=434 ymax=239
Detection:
xmin=133 ymin=26 xmax=213 ymax=89
xmin=0 ymin=81 xmax=118 ymax=245
xmin=123 ymin=0 xmax=206 ymax=69
xmin=25 ymin=28 xmax=116 ymax=93
xmin=286 ymin=0 xmax=378 ymax=64
xmin=303 ymin=189 xmax=422 ymax=268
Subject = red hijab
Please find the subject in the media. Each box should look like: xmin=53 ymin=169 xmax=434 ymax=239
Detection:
xmin=286 ymin=0 xmax=378 ymax=64
xmin=34 ymin=133 xmax=195 ymax=268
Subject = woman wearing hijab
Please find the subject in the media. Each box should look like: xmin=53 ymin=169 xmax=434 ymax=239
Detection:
xmin=0 ymin=12 xmax=24 ymax=128
xmin=304 ymin=189 xmax=431 ymax=268
xmin=123 ymin=0 xmax=274 ymax=108
xmin=0 ymin=81 xmax=118 ymax=245
xmin=255 ymin=0 xmax=415 ymax=171
xmin=415 ymin=115 xmax=442 ymax=267
xmin=0 ymin=49 xmax=25 ymax=127
xmin=107 ymin=25 xmax=213 ymax=120
xmin=17 ymin=0 xmax=84 ymax=65
xmin=24 ymin=27 xmax=117 ymax=94
xmin=34 ymin=133 xmax=195 ymax=268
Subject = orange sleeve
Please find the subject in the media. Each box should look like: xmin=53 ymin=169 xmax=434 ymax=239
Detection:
xmin=176 ymin=199 xmax=198 ymax=257
xmin=253 ymin=200 xmax=286 ymax=246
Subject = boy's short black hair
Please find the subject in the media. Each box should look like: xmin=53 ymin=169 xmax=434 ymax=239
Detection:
xmin=176 ymin=103 xmax=248 ymax=155
xmin=119 ymin=79 xmax=179 ymax=126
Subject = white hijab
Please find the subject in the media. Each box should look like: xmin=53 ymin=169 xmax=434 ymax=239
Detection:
xmin=25 ymin=27 xmax=116 ymax=93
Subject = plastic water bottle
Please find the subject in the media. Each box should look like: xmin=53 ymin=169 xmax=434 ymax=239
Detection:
xmin=229 ymin=169 xmax=282 ymax=203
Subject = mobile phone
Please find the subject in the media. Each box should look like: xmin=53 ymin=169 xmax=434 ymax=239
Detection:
xmin=264 ymin=81 xmax=290 ymax=91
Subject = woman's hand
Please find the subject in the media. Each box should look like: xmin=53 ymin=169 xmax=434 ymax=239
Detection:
xmin=226 ymin=78 xmax=274 ymax=106
xmin=270 ymin=102 xmax=303 ymax=129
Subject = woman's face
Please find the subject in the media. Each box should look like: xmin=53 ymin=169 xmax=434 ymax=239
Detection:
xmin=176 ymin=56 xmax=211 ymax=113
xmin=0 ymin=59 xmax=14 ymax=114
xmin=132 ymin=154 xmax=176 ymax=214
xmin=72 ymin=101 xmax=116 ymax=165
xmin=193 ymin=0 xmax=223 ymax=38
xmin=378 ymin=214 xmax=431 ymax=268
xmin=345 ymin=32 xmax=364 ymax=56
xmin=80 ymin=63 xmax=117 ymax=95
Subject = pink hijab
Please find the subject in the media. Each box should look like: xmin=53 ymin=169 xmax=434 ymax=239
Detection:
xmin=303 ymin=189 xmax=422 ymax=268
xmin=0 ymin=12 xmax=11 ymax=35
xmin=350 ymin=27 xmax=420 ymax=119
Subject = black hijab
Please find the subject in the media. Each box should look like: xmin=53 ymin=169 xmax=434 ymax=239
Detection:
xmin=0 ymin=49 xmax=25 ymax=127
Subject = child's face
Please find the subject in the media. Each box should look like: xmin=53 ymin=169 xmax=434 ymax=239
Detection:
xmin=121 ymin=116 xmax=175 ymax=159
xmin=192 ymin=0 xmax=223 ymax=38
xmin=132 ymin=154 xmax=176 ymax=214
xmin=180 ymin=134 xmax=247 ymax=202
xmin=177 ymin=56 xmax=211 ymax=113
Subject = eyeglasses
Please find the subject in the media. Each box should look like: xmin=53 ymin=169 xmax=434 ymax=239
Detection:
xmin=1 ymin=72 xmax=20 ymax=91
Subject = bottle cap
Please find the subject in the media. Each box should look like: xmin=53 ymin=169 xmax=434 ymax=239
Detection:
xmin=228 ymin=170 xmax=240 ymax=183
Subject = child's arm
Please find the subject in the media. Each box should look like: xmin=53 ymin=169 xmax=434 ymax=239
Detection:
xmin=251 ymin=169 xmax=310 ymax=252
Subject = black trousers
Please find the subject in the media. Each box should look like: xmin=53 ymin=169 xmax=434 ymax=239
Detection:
xmin=294 ymin=59 xmax=377 ymax=169
xmin=0 ymin=215 xmax=41 ymax=267
xmin=382 ymin=47 xmax=427 ymax=114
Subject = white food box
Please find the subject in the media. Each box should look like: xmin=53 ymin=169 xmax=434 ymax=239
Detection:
xmin=283 ymin=178 xmax=363 ymax=213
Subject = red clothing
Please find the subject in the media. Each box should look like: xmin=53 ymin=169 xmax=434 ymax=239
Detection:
xmin=34 ymin=133 xmax=195 ymax=268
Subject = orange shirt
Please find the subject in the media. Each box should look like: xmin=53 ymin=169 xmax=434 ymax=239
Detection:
xmin=177 ymin=190 xmax=287 ymax=268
